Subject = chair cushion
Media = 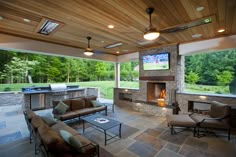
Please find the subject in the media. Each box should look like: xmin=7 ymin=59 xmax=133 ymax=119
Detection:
xmin=166 ymin=114 xmax=196 ymax=127
xmin=54 ymin=101 xmax=70 ymax=115
xmin=210 ymin=101 xmax=231 ymax=118
xmin=71 ymin=98 xmax=85 ymax=110
xmin=190 ymin=114 xmax=230 ymax=129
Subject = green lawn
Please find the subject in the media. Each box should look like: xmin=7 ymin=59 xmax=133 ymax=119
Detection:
xmin=0 ymin=81 xmax=139 ymax=99
xmin=184 ymin=83 xmax=230 ymax=94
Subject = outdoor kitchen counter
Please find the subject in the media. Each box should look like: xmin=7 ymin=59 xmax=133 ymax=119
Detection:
xmin=22 ymin=84 xmax=89 ymax=110
xmin=22 ymin=88 xmax=85 ymax=94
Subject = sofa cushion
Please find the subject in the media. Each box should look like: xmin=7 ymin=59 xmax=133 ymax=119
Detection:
xmin=41 ymin=116 xmax=57 ymax=126
xmin=40 ymin=128 xmax=70 ymax=152
xmin=55 ymin=101 xmax=70 ymax=115
xmin=71 ymin=98 xmax=85 ymax=110
xmin=56 ymin=111 xmax=77 ymax=121
xmin=51 ymin=121 xmax=79 ymax=136
xmin=84 ymin=96 xmax=97 ymax=108
xmin=91 ymin=100 xmax=103 ymax=107
xmin=31 ymin=116 xmax=45 ymax=129
xmin=60 ymin=130 xmax=73 ymax=143
xmin=75 ymin=108 xmax=97 ymax=116
xmin=69 ymin=136 xmax=85 ymax=153
xmin=26 ymin=110 xmax=37 ymax=120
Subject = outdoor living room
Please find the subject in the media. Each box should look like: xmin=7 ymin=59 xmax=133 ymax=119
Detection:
xmin=0 ymin=1 xmax=236 ymax=157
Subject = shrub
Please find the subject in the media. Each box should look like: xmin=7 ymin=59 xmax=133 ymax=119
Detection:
xmin=4 ymin=87 xmax=11 ymax=91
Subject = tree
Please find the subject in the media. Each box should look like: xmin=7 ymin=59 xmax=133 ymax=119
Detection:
xmin=0 ymin=57 xmax=38 ymax=83
xmin=185 ymin=71 xmax=199 ymax=84
xmin=216 ymin=70 xmax=233 ymax=86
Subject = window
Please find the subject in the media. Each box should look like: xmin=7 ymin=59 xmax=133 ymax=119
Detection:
xmin=184 ymin=48 xmax=236 ymax=96
xmin=120 ymin=60 xmax=139 ymax=89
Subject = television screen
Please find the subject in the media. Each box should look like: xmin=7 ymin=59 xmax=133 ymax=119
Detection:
xmin=142 ymin=52 xmax=170 ymax=70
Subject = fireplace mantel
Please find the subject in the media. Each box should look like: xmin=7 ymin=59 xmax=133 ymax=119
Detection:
xmin=139 ymin=76 xmax=175 ymax=81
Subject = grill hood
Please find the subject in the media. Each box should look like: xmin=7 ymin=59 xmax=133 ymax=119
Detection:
xmin=50 ymin=84 xmax=67 ymax=91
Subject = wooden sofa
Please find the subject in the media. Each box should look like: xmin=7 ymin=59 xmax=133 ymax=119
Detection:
xmin=52 ymin=96 xmax=107 ymax=121
xmin=24 ymin=110 xmax=99 ymax=157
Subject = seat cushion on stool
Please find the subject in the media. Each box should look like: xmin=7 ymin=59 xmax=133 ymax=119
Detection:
xmin=167 ymin=114 xmax=196 ymax=127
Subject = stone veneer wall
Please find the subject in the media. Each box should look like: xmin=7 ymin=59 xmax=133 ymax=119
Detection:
xmin=176 ymin=93 xmax=236 ymax=114
xmin=135 ymin=44 xmax=179 ymax=103
xmin=114 ymin=44 xmax=179 ymax=116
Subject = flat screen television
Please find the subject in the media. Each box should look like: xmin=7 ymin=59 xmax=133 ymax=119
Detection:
xmin=142 ymin=52 xmax=170 ymax=70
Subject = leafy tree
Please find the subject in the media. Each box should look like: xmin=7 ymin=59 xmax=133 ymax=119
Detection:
xmin=216 ymin=70 xmax=233 ymax=86
xmin=185 ymin=71 xmax=199 ymax=84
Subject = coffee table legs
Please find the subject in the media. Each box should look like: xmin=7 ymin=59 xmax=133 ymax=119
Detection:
xmin=104 ymin=124 xmax=122 ymax=145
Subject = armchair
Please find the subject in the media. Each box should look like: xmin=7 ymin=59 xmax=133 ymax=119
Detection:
xmin=190 ymin=101 xmax=232 ymax=140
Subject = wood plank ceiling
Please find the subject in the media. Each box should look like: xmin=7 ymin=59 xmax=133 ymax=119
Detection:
xmin=0 ymin=0 xmax=235 ymax=55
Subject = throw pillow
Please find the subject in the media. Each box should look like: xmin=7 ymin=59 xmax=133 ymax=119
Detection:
xmin=69 ymin=136 xmax=85 ymax=152
xmin=91 ymin=100 xmax=103 ymax=107
xmin=59 ymin=130 xmax=72 ymax=143
xmin=41 ymin=116 xmax=57 ymax=126
xmin=54 ymin=101 xmax=69 ymax=115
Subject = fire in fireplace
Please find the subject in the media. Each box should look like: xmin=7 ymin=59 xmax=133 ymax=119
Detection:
xmin=157 ymin=89 xmax=166 ymax=106
xmin=147 ymin=82 xmax=167 ymax=106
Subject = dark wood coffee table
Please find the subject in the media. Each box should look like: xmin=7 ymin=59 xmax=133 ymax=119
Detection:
xmin=81 ymin=114 xmax=122 ymax=145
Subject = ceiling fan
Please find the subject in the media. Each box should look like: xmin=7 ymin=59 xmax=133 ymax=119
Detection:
xmin=123 ymin=7 xmax=213 ymax=43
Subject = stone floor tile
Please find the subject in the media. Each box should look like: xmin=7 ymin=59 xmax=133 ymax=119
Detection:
xmin=0 ymin=131 xmax=22 ymax=144
xmin=159 ymin=129 xmax=190 ymax=145
xmin=184 ymin=137 xmax=208 ymax=151
xmin=179 ymin=145 xmax=216 ymax=157
xmin=135 ymin=132 xmax=167 ymax=151
xmin=144 ymin=128 xmax=162 ymax=137
xmin=155 ymin=148 xmax=184 ymax=157
xmin=115 ymin=150 xmax=138 ymax=157
xmin=128 ymin=141 xmax=158 ymax=157
xmin=0 ymin=121 xmax=6 ymax=129
xmin=164 ymin=143 xmax=180 ymax=153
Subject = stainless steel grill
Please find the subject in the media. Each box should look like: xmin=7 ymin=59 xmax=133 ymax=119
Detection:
xmin=50 ymin=84 xmax=67 ymax=95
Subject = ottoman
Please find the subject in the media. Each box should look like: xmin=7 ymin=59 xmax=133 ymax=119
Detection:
xmin=166 ymin=114 xmax=197 ymax=136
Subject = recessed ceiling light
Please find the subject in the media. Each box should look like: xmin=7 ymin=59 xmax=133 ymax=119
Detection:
xmin=192 ymin=34 xmax=202 ymax=38
xmin=101 ymin=41 xmax=104 ymax=43
xmin=23 ymin=18 xmax=31 ymax=22
xmin=0 ymin=16 xmax=3 ymax=20
xmin=108 ymin=25 xmax=114 ymax=29
xmin=116 ymin=51 xmax=120 ymax=54
xmin=218 ymin=29 xmax=225 ymax=33
xmin=196 ymin=6 xmax=204 ymax=12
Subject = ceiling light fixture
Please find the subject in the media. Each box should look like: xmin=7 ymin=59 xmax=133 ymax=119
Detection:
xmin=108 ymin=25 xmax=114 ymax=29
xmin=84 ymin=36 xmax=94 ymax=56
xmin=143 ymin=7 xmax=160 ymax=40
xmin=218 ymin=29 xmax=225 ymax=33
xmin=192 ymin=34 xmax=202 ymax=38
xmin=104 ymin=42 xmax=123 ymax=49
xmin=196 ymin=6 xmax=204 ymax=12
xmin=23 ymin=18 xmax=31 ymax=22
